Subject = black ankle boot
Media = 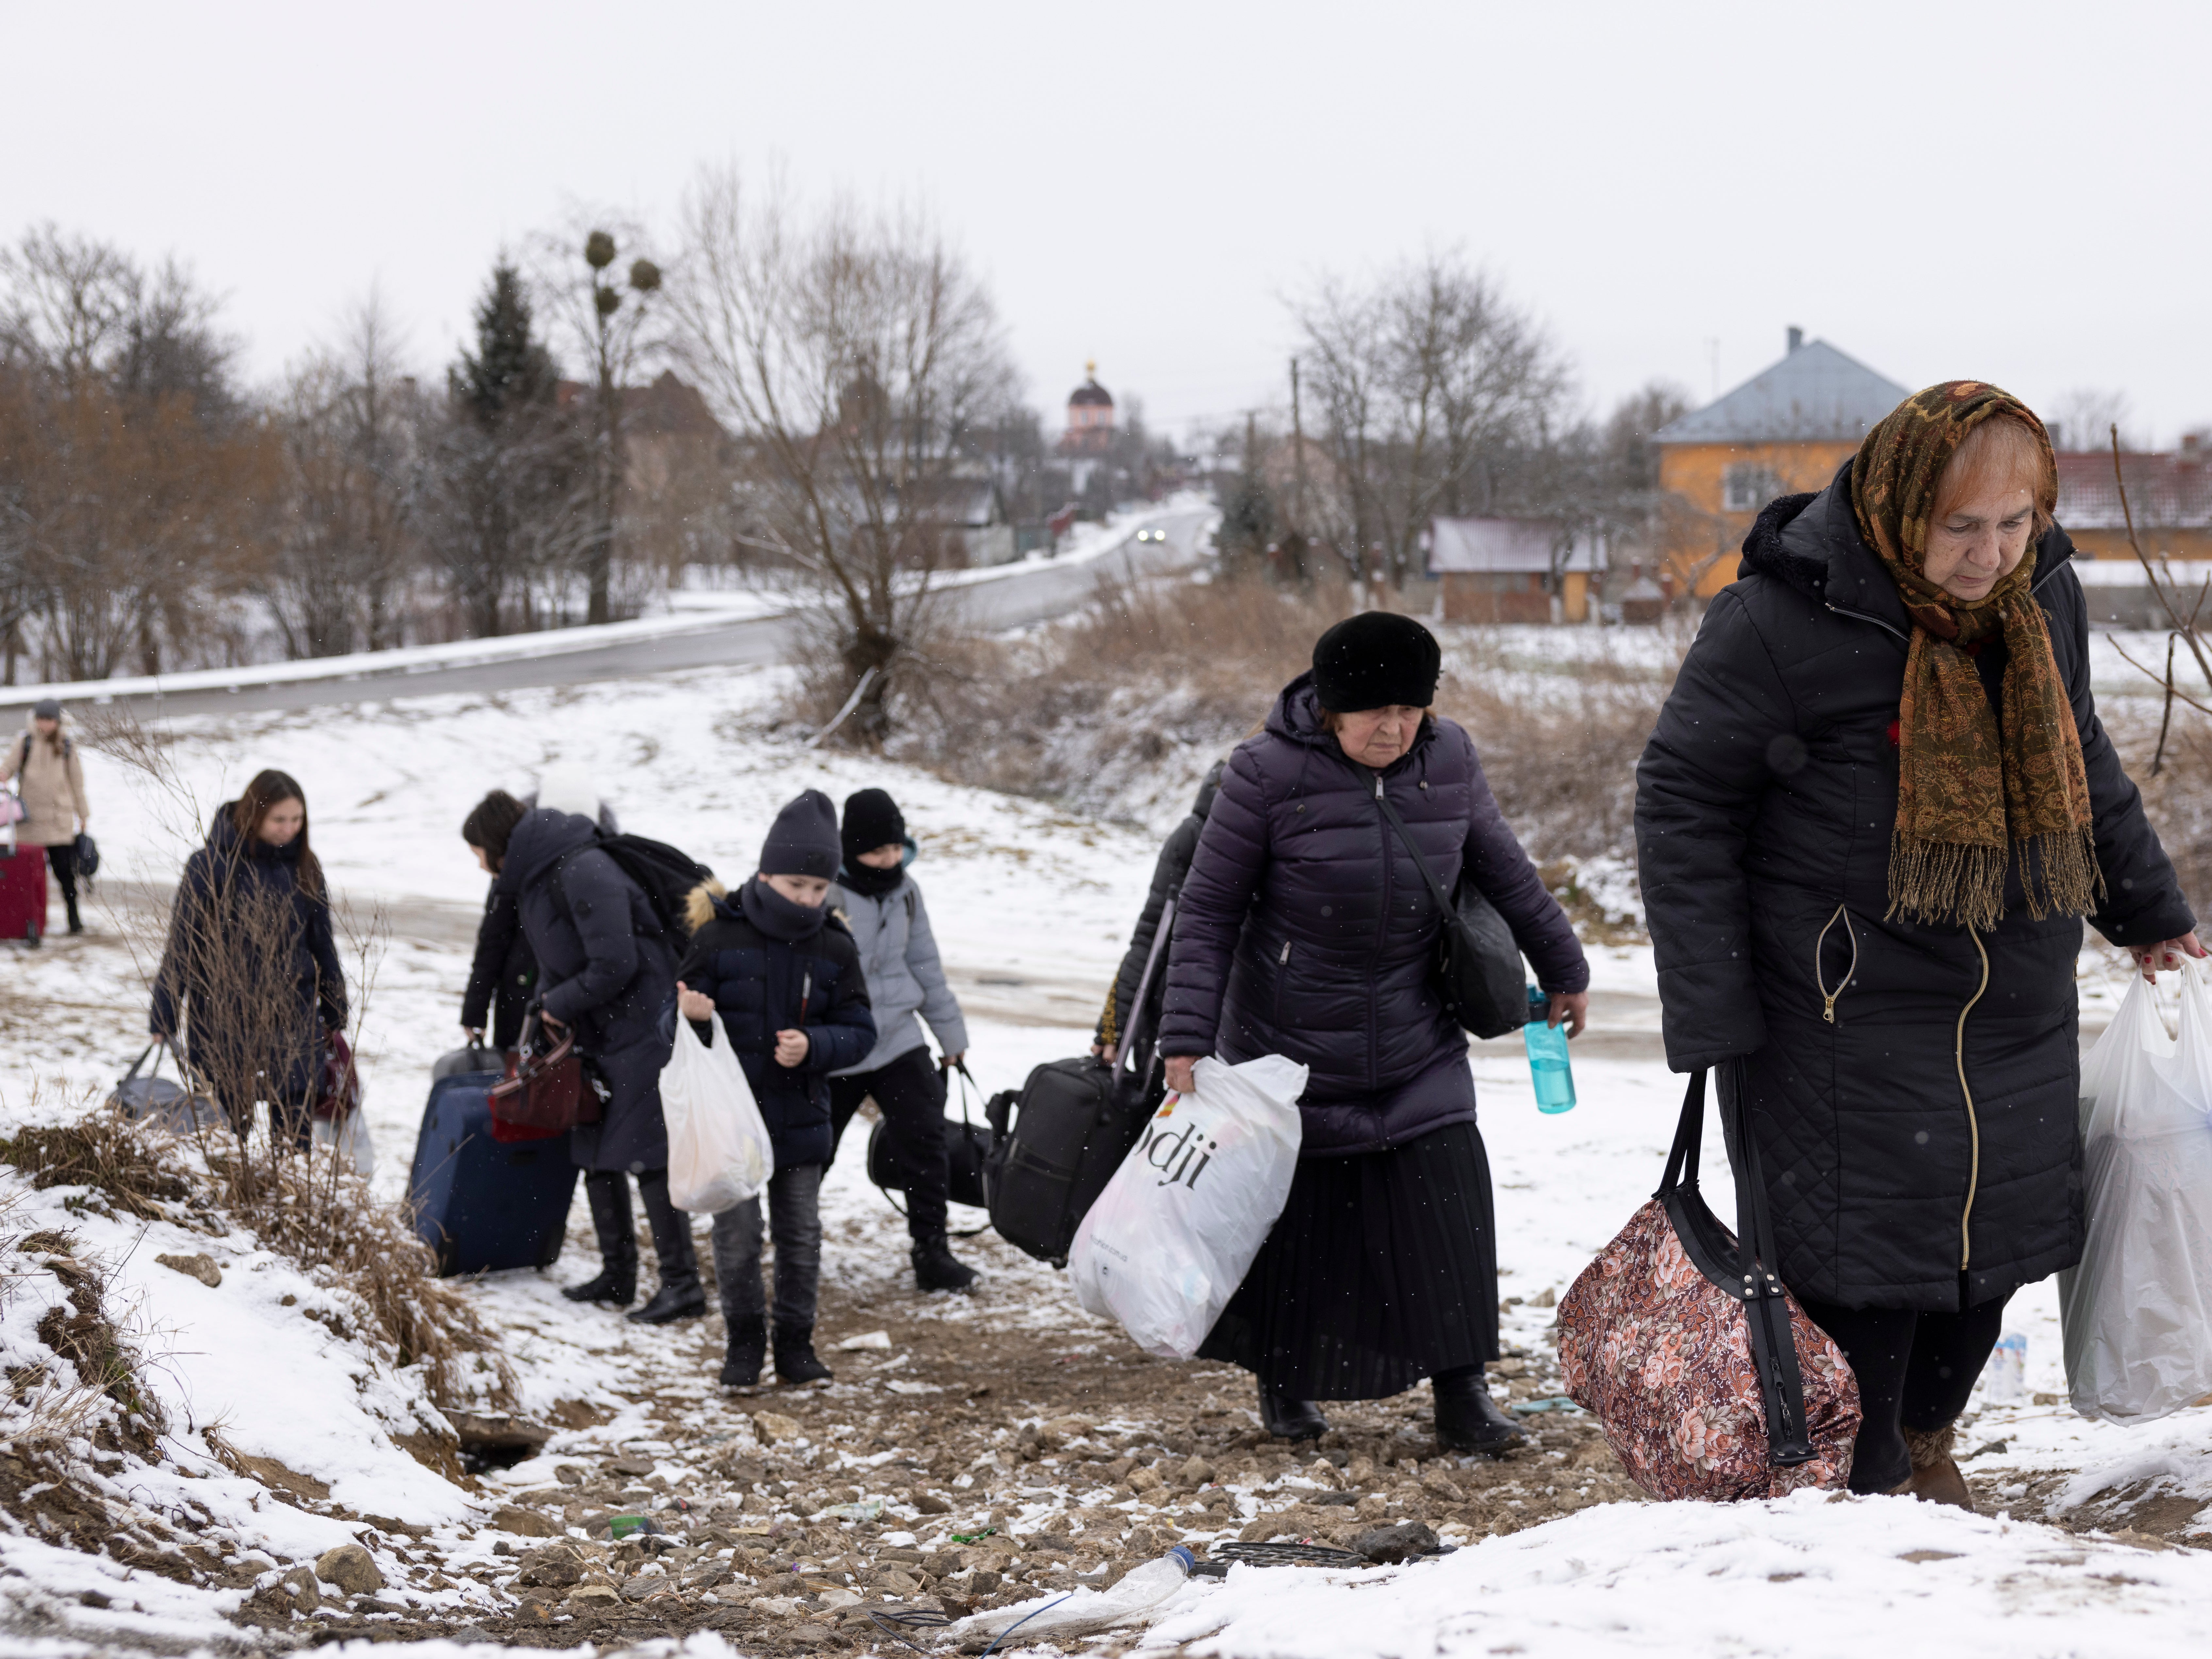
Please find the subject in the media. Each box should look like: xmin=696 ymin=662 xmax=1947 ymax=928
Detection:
xmin=627 ymin=1168 xmax=706 ymax=1325
xmin=564 ymin=1171 xmax=638 ymax=1306
xmin=911 ymin=1232 xmax=978 ymax=1293
xmin=1433 ymin=1366 xmax=1523 ymax=1455
xmin=720 ymin=1316 xmax=768 ymax=1388
xmin=1258 ymin=1380 xmax=1329 ymax=1441
xmin=773 ymin=1324 xmax=833 ymax=1385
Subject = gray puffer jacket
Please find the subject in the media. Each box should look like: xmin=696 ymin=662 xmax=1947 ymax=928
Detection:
xmin=826 ymin=864 xmax=968 ymax=1075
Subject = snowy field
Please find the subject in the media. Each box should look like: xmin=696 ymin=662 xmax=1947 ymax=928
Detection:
xmin=1 ymin=660 xmax=2209 ymax=1656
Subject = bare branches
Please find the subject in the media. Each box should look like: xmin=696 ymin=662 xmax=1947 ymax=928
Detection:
xmin=668 ymin=166 xmax=1020 ymax=742
xmin=1291 ymin=254 xmax=1574 ymax=589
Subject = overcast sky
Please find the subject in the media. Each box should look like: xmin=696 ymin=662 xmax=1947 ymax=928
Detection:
xmin=7 ymin=1 xmax=2206 ymax=446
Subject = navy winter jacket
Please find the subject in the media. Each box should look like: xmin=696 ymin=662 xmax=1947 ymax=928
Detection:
xmin=149 ymin=807 xmax=347 ymax=1111
xmin=1160 ymin=673 xmax=1588 ymax=1156
xmin=1636 ymin=466 xmax=2192 ymax=1309
xmin=674 ymin=883 xmax=876 ymax=1169
xmin=498 ymin=808 xmax=677 ymax=1172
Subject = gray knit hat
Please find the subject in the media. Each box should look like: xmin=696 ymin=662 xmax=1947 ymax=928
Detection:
xmin=31 ymin=698 xmax=61 ymax=721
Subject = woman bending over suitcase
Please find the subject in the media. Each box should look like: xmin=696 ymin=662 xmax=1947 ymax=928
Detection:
xmin=824 ymin=788 xmax=979 ymax=1293
xmin=490 ymin=797 xmax=694 ymax=1324
xmin=676 ymin=790 xmax=877 ymax=1388
xmin=149 ymin=770 xmax=346 ymax=1146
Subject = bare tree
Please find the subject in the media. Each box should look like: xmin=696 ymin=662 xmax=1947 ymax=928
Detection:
xmin=669 ymin=167 xmax=1021 ymax=741
xmin=532 ymin=217 xmax=666 ymax=624
xmin=0 ymin=225 xmax=259 ymax=680
xmin=260 ymin=291 xmax=425 ymax=657
xmin=1293 ymin=254 xmax=1573 ymax=590
xmin=2049 ymin=387 xmax=2137 ymax=454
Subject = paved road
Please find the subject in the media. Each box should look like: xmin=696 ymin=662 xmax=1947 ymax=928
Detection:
xmin=4 ymin=508 xmax=1211 ymax=721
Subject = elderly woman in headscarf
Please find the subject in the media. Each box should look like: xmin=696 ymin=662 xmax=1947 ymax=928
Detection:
xmin=1636 ymin=382 xmax=2199 ymax=1508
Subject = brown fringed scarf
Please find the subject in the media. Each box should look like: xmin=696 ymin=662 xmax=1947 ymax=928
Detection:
xmin=1850 ymin=381 xmax=2100 ymax=932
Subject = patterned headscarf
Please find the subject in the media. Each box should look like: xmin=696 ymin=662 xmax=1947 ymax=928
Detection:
xmin=1850 ymin=381 xmax=2099 ymax=932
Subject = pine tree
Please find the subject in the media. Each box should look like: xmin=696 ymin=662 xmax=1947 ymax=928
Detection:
xmin=454 ymin=263 xmax=557 ymax=426
xmin=433 ymin=261 xmax=579 ymax=636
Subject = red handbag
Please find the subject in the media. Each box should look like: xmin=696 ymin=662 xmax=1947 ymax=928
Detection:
xmin=488 ymin=1015 xmax=601 ymax=1143
xmin=1558 ymin=1065 xmax=1861 ymax=1501
xmin=313 ymin=1031 xmax=363 ymax=1122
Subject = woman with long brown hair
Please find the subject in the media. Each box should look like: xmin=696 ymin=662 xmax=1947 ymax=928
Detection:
xmin=150 ymin=770 xmax=347 ymax=1145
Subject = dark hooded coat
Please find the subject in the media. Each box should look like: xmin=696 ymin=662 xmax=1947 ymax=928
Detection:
xmin=1635 ymin=465 xmax=2193 ymax=1310
xmin=460 ymin=885 xmax=535 ymax=1050
xmin=1160 ymin=673 xmax=1589 ymax=1156
xmin=498 ymin=807 xmax=677 ymax=1173
xmin=674 ymin=880 xmax=876 ymax=1169
xmin=149 ymin=807 xmax=346 ymax=1111
xmin=1096 ymin=761 xmax=1224 ymax=1055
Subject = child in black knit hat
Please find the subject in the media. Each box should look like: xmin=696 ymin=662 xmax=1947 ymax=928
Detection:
xmin=675 ymin=790 xmax=877 ymax=1387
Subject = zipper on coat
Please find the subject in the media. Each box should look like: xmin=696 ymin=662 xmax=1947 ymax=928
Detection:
xmin=1814 ymin=905 xmax=1858 ymax=1024
xmin=1369 ymin=772 xmax=1390 ymax=1090
xmin=1955 ymin=928 xmax=1990 ymax=1271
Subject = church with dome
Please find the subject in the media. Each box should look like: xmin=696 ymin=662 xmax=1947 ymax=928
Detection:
xmin=1059 ymin=363 xmax=1115 ymax=456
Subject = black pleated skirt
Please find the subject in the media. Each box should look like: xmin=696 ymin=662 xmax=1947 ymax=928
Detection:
xmin=1197 ymin=1119 xmax=1499 ymax=1400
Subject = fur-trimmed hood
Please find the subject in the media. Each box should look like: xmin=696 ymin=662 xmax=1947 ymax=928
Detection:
xmin=683 ymin=879 xmax=729 ymax=934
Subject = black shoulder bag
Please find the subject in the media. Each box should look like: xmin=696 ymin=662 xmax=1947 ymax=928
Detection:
xmin=1372 ymin=781 xmax=1529 ymax=1040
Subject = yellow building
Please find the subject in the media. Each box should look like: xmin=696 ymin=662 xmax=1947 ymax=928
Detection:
xmin=1653 ymin=331 xmax=1908 ymax=600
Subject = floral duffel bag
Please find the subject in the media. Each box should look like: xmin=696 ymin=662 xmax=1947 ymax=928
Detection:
xmin=1558 ymin=1065 xmax=1860 ymax=1500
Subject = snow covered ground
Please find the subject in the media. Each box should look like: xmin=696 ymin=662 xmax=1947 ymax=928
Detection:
xmin=2 ymin=657 xmax=2209 ymax=1657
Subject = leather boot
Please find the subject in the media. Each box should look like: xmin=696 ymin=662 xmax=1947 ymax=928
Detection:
xmin=773 ymin=1323 xmax=834 ymax=1385
xmin=1258 ymin=1379 xmax=1329 ymax=1441
xmin=563 ymin=1171 xmax=638 ymax=1306
xmin=1433 ymin=1366 xmax=1524 ymax=1455
xmin=720 ymin=1316 xmax=768 ymax=1388
xmin=627 ymin=1168 xmax=707 ymax=1325
xmin=64 ymin=894 xmax=82 ymax=935
xmin=911 ymin=1232 xmax=979 ymax=1293
xmin=1893 ymin=1422 xmax=1974 ymax=1510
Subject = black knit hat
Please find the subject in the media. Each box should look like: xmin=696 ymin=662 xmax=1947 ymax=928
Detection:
xmin=841 ymin=788 xmax=907 ymax=866
xmin=1311 ymin=612 xmax=1442 ymax=712
xmin=759 ymin=789 xmax=842 ymax=879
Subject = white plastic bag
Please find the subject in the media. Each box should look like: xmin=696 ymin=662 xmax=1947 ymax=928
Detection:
xmin=2058 ymin=963 xmax=2212 ymax=1423
xmin=1070 ymin=1053 xmax=1306 ymax=1359
xmin=661 ymin=1012 xmax=774 ymax=1214
xmin=311 ymin=1109 xmax=374 ymax=1175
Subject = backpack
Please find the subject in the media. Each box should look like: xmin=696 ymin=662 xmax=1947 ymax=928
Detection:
xmin=556 ymin=832 xmax=715 ymax=942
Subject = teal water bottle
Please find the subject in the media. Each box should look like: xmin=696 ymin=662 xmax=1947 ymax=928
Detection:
xmin=1523 ymin=985 xmax=1575 ymax=1113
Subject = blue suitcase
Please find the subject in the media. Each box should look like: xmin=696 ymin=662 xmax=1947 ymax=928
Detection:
xmin=408 ymin=1070 xmax=579 ymax=1276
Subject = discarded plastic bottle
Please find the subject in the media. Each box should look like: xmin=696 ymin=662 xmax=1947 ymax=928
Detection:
xmin=1984 ymin=1332 xmax=2027 ymax=1403
xmin=1523 ymin=986 xmax=1575 ymax=1114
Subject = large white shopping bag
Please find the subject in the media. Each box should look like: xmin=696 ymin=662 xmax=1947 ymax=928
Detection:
xmin=2058 ymin=963 xmax=2212 ymax=1422
xmin=661 ymin=1013 xmax=774 ymax=1214
xmin=1070 ymin=1053 xmax=1306 ymax=1359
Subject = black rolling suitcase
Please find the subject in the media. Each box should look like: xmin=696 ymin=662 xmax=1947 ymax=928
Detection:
xmin=983 ymin=901 xmax=1174 ymax=1266
xmin=408 ymin=1054 xmax=580 ymax=1276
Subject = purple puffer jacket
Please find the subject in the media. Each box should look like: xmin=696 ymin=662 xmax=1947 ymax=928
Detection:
xmin=1158 ymin=672 xmax=1588 ymax=1157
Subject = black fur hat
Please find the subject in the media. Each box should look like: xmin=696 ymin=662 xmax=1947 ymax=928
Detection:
xmin=1311 ymin=612 xmax=1441 ymax=712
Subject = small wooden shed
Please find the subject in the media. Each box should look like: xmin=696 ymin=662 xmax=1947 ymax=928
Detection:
xmin=1428 ymin=517 xmax=1599 ymax=624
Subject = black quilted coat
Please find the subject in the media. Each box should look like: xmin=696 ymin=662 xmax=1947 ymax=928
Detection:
xmin=1160 ymin=672 xmax=1588 ymax=1156
xmin=1636 ymin=466 xmax=2192 ymax=1310
xmin=674 ymin=884 xmax=876 ymax=1169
